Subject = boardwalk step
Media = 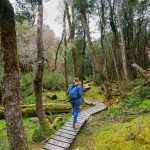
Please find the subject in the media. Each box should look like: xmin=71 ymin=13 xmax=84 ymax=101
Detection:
xmin=56 ymin=131 xmax=75 ymax=139
xmin=51 ymin=135 xmax=73 ymax=143
xmin=48 ymin=139 xmax=70 ymax=149
xmin=43 ymin=144 xmax=67 ymax=150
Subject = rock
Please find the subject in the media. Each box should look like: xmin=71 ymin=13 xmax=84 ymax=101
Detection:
xmin=29 ymin=117 xmax=39 ymax=123
xmin=83 ymin=84 xmax=91 ymax=91
xmin=83 ymin=80 xmax=90 ymax=84
xmin=46 ymin=92 xmax=57 ymax=100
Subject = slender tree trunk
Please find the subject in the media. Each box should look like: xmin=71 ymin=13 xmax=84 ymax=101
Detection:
xmin=99 ymin=0 xmax=107 ymax=76
xmin=63 ymin=0 xmax=68 ymax=91
xmin=81 ymin=32 xmax=86 ymax=88
xmin=66 ymin=0 xmax=77 ymax=78
xmin=34 ymin=0 xmax=54 ymax=137
xmin=117 ymin=0 xmax=129 ymax=81
xmin=0 ymin=0 xmax=28 ymax=149
xmin=79 ymin=7 xmax=112 ymax=100
xmin=0 ymin=85 xmax=2 ymax=105
xmin=108 ymin=0 xmax=120 ymax=81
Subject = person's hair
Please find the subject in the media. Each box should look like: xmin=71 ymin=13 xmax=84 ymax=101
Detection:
xmin=73 ymin=78 xmax=80 ymax=85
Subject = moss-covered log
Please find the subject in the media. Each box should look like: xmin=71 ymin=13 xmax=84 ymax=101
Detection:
xmin=0 ymin=103 xmax=71 ymax=119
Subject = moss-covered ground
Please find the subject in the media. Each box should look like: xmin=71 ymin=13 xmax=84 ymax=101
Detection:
xmin=0 ymin=80 xmax=149 ymax=150
xmin=70 ymin=80 xmax=150 ymax=150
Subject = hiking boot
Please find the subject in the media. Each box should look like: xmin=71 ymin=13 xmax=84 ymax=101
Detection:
xmin=72 ymin=123 xmax=75 ymax=128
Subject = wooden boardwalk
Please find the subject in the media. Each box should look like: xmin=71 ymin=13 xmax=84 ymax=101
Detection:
xmin=42 ymin=102 xmax=106 ymax=150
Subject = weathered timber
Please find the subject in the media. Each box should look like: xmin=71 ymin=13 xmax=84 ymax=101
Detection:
xmin=51 ymin=135 xmax=73 ymax=143
xmin=43 ymin=144 xmax=67 ymax=150
xmin=48 ymin=139 xmax=70 ymax=148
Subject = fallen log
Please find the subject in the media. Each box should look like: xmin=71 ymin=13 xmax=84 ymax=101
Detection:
xmin=131 ymin=63 xmax=150 ymax=80
xmin=0 ymin=103 xmax=71 ymax=119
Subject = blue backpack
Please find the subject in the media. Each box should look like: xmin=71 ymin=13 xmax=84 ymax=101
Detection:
xmin=68 ymin=85 xmax=79 ymax=99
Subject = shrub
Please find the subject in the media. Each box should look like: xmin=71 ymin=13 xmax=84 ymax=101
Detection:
xmin=123 ymin=84 xmax=150 ymax=111
xmin=121 ymin=79 xmax=143 ymax=93
xmin=32 ymin=126 xmax=42 ymax=143
xmin=22 ymin=96 xmax=35 ymax=105
xmin=108 ymin=104 xmax=122 ymax=117
xmin=43 ymin=70 xmax=71 ymax=90
xmin=20 ymin=73 xmax=34 ymax=98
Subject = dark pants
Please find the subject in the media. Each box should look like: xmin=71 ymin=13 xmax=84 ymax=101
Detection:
xmin=70 ymin=100 xmax=81 ymax=124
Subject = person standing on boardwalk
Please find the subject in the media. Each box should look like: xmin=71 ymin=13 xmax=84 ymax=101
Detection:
xmin=67 ymin=78 xmax=83 ymax=128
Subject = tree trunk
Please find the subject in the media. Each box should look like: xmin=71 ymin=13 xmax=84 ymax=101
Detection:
xmin=145 ymin=47 xmax=150 ymax=61
xmin=63 ymin=0 xmax=68 ymax=91
xmin=117 ymin=0 xmax=129 ymax=81
xmin=0 ymin=0 xmax=28 ymax=149
xmin=81 ymin=32 xmax=86 ymax=88
xmin=99 ymin=0 xmax=107 ymax=76
xmin=66 ymin=0 xmax=77 ymax=78
xmin=0 ymin=85 xmax=2 ymax=105
xmin=107 ymin=0 xmax=120 ymax=81
xmin=34 ymin=0 xmax=54 ymax=137
xmin=79 ymin=7 xmax=112 ymax=100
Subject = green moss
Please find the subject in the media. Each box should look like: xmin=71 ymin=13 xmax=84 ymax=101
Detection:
xmin=22 ymin=96 xmax=35 ymax=105
xmin=41 ymin=118 xmax=55 ymax=137
xmin=83 ymin=83 xmax=104 ymax=102
xmin=45 ymin=92 xmax=57 ymax=100
xmin=108 ymin=103 xmax=122 ymax=117
xmin=72 ymin=115 xmax=150 ymax=150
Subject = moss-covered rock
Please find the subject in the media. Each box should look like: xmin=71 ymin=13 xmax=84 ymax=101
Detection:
xmin=46 ymin=92 xmax=57 ymax=100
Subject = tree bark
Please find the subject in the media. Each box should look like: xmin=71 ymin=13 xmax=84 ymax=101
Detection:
xmin=145 ymin=47 xmax=150 ymax=61
xmin=0 ymin=0 xmax=28 ymax=149
xmin=117 ymin=0 xmax=129 ymax=81
xmin=66 ymin=0 xmax=77 ymax=78
xmin=0 ymin=85 xmax=2 ymax=105
xmin=79 ymin=6 xmax=112 ymax=100
xmin=34 ymin=0 xmax=54 ymax=137
xmin=99 ymin=0 xmax=107 ymax=76
xmin=63 ymin=0 xmax=68 ymax=91
xmin=81 ymin=32 xmax=86 ymax=88
xmin=107 ymin=0 xmax=120 ymax=81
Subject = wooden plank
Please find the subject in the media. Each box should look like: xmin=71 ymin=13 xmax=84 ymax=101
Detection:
xmin=58 ymin=129 xmax=76 ymax=136
xmin=43 ymin=143 xmax=66 ymax=150
xmin=62 ymin=126 xmax=80 ymax=132
xmin=67 ymin=119 xmax=85 ymax=125
xmin=63 ymin=123 xmax=80 ymax=128
xmin=51 ymin=135 xmax=73 ymax=143
xmin=56 ymin=131 xmax=75 ymax=139
xmin=66 ymin=120 xmax=83 ymax=126
xmin=67 ymin=120 xmax=83 ymax=126
xmin=48 ymin=139 xmax=70 ymax=149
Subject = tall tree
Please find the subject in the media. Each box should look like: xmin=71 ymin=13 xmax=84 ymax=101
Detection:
xmin=77 ymin=0 xmax=112 ymax=100
xmin=63 ymin=0 xmax=68 ymax=91
xmin=0 ymin=0 xmax=28 ymax=149
xmin=117 ymin=0 xmax=129 ymax=81
xmin=33 ymin=0 xmax=54 ymax=137
xmin=107 ymin=0 xmax=120 ymax=81
xmin=66 ymin=0 xmax=77 ymax=78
